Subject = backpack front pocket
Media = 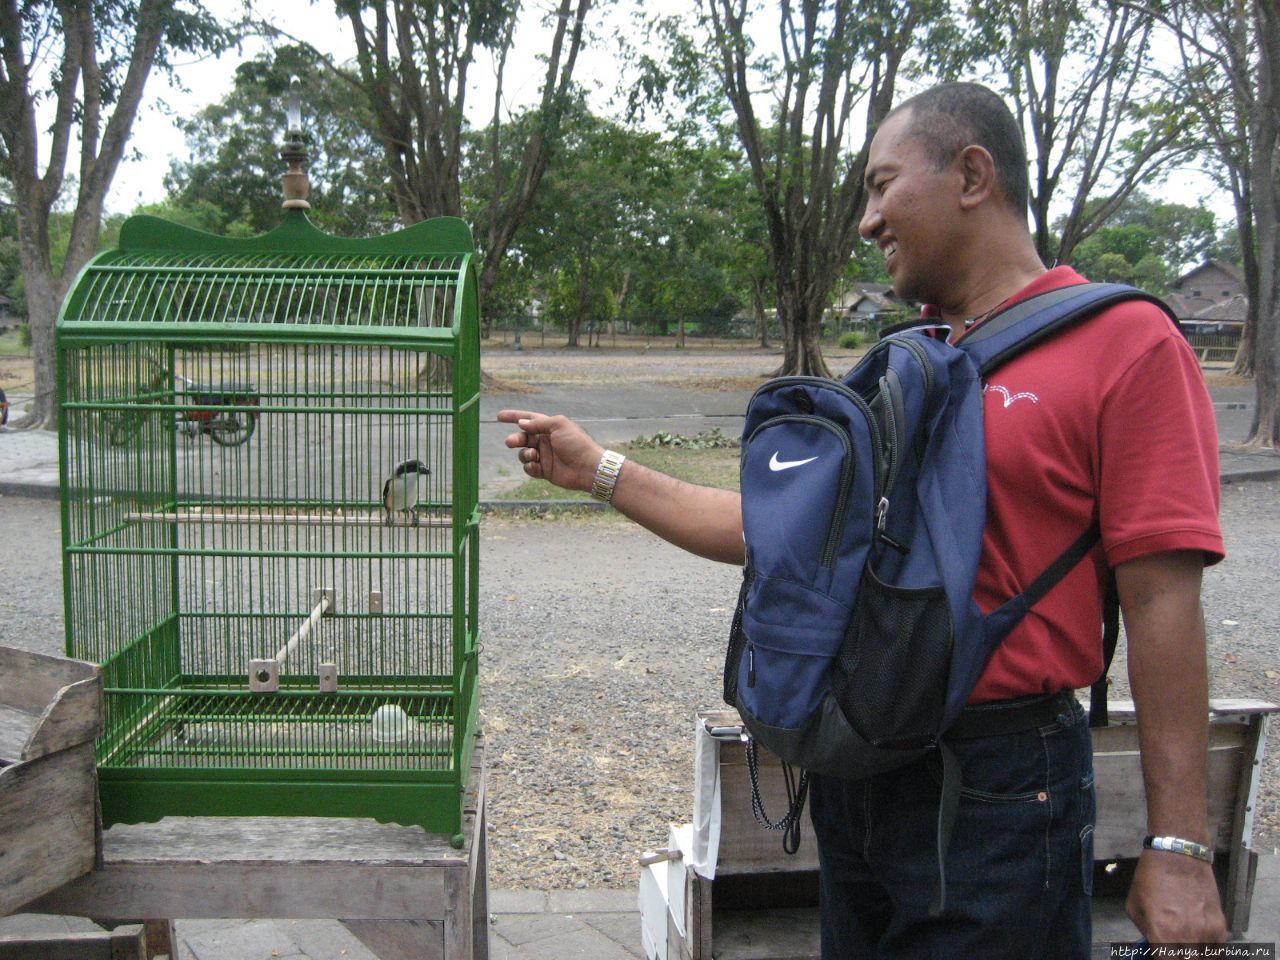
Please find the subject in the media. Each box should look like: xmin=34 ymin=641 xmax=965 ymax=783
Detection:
xmin=735 ymin=407 xmax=876 ymax=731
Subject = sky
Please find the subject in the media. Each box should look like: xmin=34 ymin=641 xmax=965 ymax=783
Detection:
xmin=100 ymin=0 xmax=1233 ymax=228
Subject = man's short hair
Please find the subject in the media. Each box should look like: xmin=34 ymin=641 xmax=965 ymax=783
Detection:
xmin=888 ymin=83 xmax=1030 ymax=218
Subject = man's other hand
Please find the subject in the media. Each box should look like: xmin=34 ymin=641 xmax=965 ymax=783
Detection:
xmin=1127 ymin=848 xmax=1228 ymax=946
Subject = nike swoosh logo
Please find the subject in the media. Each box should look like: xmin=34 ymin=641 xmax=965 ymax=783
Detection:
xmin=769 ymin=452 xmax=818 ymax=472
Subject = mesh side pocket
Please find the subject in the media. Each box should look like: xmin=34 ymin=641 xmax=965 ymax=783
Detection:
xmin=723 ymin=568 xmax=753 ymax=706
xmin=831 ymin=565 xmax=952 ymax=749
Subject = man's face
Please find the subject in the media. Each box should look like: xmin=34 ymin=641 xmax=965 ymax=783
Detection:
xmin=858 ymin=110 xmax=961 ymax=305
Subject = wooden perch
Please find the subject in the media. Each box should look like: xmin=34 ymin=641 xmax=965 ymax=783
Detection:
xmin=249 ymin=589 xmax=335 ymax=693
xmin=125 ymin=509 xmax=451 ymax=528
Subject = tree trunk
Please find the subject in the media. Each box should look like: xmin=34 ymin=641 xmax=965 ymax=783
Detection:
xmin=14 ymin=230 xmax=60 ymax=430
xmin=752 ymin=278 xmax=769 ymax=348
xmin=1246 ymin=0 xmax=1279 ymax=447
xmin=1231 ymin=189 xmax=1259 ymax=377
xmin=773 ymin=288 xmax=831 ymax=379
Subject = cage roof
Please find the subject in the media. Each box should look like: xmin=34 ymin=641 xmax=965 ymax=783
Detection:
xmin=59 ymin=212 xmax=477 ymax=341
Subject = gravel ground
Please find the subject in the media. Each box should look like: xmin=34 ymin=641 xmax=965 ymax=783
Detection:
xmin=2 ymin=347 xmax=1277 ymax=892
xmin=2 ymin=479 xmax=1277 ymax=891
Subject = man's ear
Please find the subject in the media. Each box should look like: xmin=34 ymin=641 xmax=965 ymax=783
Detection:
xmin=957 ymin=144 xmax=997 ymax=210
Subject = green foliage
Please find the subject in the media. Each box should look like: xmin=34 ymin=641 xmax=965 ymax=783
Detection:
xmin=1066 ymin=192 xmax=1219 ymax=293
xmin=627 ymin=428 xmax=739 ymax=450
xmin=0 ymin=191 xmax=21 ymax=320
xmin=491 ymin=108 xmax=755 ymax=342
xmin=838 ymin=331 xmax=864 ymax=349
xmin=1208 ymin=225 xmax=1245 ymax=269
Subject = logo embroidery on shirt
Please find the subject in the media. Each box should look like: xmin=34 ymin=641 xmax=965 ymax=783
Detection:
xmin=984 ymin=384 xmax=1039 ymax=408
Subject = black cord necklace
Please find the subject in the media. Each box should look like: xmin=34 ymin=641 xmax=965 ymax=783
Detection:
xmin=963 ymin=297 xmax=1011 ymax=330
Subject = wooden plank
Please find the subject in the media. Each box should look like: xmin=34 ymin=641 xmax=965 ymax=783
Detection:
xmin=711 ymin=737 xmax=820 ymax=876
xmin=20 ymin=676 xmax=104 ymax=762
xmin=0 ymin=743 xmax=99 ymax=916
xmin=1096 ymin=698 xmax=1280 ymax=721
xmin=0 ymin=925 xmax=145 ymax=960
xmin=691 ymin=871 xmax=712 ymax=960
xmin=78 ymin=816 xmax=471 ymax=865
xmin=441 ymin=864 xmax=472 ymax=959
xmin=469 ymin=797 xmax=489 ymax=960
xmin=32 ymin=746 xmax=486 ymax=925
xmin=1092 ymin=729 xmax=1245 ymax=859
xmin=1224 ymin=714 xmax=1268 ymax=936
xmin=0 ymin=646 xmax=98 ymax=717
xmin=34 ymin=861 xmax=452 ymax=922
xmin=0 ymin=704 xmax=40 ymax=761
xmin=143 ymin=919 xmax=175 ymax=960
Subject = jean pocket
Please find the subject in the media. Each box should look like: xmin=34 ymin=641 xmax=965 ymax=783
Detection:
xmin=1079 ymin=771 xmax=1097 ymax=896
xmin=927 ymin=739 xmax=1051 ymax=804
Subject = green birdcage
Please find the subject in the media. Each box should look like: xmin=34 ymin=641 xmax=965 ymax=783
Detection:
xmin=55 ymin=206 xmax=481 ymax=841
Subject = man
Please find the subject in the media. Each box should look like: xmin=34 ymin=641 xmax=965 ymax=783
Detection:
xmin=499 ymin=82 xmax=1226 ymax=956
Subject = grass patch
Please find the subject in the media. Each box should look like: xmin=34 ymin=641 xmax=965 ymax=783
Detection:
xmin=1205 ymin=372 xmax=1251 ymax=388
xmin=495 ymin=435 xmax=742 ymax=501
xmin=0 ymin=327 xmax=28 ymax=358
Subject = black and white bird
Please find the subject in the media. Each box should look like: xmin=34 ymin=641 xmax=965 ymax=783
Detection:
xmin=382 ymin=459 xmax=430 ymax=525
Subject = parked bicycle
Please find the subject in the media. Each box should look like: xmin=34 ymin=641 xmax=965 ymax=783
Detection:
xmin=103 ymin=369 xmax=260 ymax=448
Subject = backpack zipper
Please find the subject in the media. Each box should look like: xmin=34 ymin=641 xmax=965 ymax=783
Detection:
xmin=879 ymin=334 xmax=935 ymax=399
xmin=867 ymin=337 xmax=936 ymax=554
xmin=877 ymin=374 xmax=900 ymax=492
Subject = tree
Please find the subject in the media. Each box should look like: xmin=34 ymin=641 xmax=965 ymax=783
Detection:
xmin=166 ymin=45 xmax=394 ymax=237
xmin=1247 ymin=0 xmax=1279 ymax=446
xmin=331 ymin=0 xmax=592 ymax=307
xmin=0 ymin=0 xmax=229 ymax=429
xmin=1067 ymin=193 xmax=1217 ymax=294
xmin=1136 ymin=0 xmax=1278 ymax=445
xmin=618 ymin=136 xmax=752 ymax=343
xmin=494 ymin=107 xmax=754 ymax=348
xmin=1130 ymin=0 xmax=1257 ymax=376
xmin=977 ymin=0 xmax=1197 ymax=266
xmin=697 ymin=0 xmax=932 ymax=378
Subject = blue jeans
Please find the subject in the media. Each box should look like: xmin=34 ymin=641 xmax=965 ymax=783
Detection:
xmin=809 ymin=697 xmax=1095 ymax=959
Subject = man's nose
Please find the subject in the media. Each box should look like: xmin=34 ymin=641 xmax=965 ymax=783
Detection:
xmin=859 ymin=204 xmax=882 ymax=242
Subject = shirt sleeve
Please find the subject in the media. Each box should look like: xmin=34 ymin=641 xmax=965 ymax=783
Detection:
xmin=1097 ymin=328 xmax=1225 ymax=568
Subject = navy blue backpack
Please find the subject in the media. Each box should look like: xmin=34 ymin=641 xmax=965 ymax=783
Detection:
xmin=723 ymin=282 xmax=1172 ymax=908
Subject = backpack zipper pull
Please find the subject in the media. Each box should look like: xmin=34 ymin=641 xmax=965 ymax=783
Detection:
xmin=876 ymin=497 xmax=911 ymax=554
xmin=747 ymin=645 xmax=757 ymax=688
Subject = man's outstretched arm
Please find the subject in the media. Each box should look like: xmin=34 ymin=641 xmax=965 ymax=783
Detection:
xmin=498 ymin=409 xmax=745 ymax=565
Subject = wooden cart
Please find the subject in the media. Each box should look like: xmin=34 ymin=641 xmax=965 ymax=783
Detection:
xmin=641 ymin=700 xmax=1277 ymax=960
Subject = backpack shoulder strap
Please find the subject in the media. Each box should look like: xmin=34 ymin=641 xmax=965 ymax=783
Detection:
xmin=958 ymin=280 xmax=1163 ymax=728
xmin=1089 ymin=573 xmax=1121 ymax=728
xmin=958 ymin=282 xmax=1175 ymax=375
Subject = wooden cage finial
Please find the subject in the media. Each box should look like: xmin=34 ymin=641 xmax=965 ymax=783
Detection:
xmin=281 ymin=76 xmax=311 ymax=210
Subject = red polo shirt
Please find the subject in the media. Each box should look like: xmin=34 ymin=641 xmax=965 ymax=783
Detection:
xmin=963 ymin=267 xmax=1224 ymax=702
